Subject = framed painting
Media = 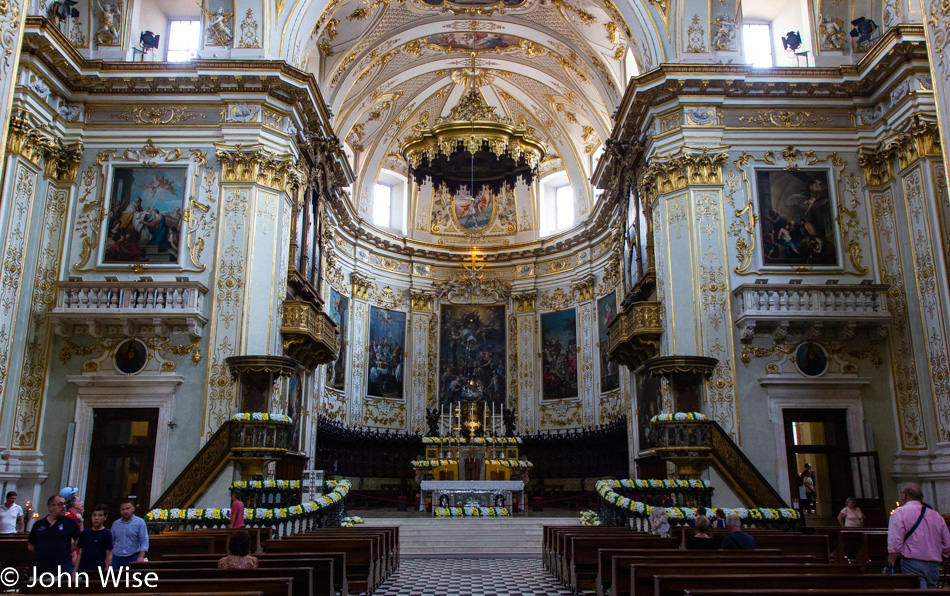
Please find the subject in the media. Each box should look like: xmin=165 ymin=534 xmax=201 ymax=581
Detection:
xmin=438 ymin=304 xmax=506 ymax=405
xmin=366 ymin=306 xmax=407 ymax=399
xmin=101 ymin=165 xmax=189 ymax=265
xmin=326 ymin=288 xmax=349 ymax=391
xmin=597 ymin=293 xmax=620 ymax=392
xmin=756 ymin=169 xmax=838 ymax=267
xmin=540 ymin=308 xmax=578 ymax=401
xmin=635 ymin=372 xmax=662 ymax=454
xmin=453 ymin=187 xmax=494 ymax=231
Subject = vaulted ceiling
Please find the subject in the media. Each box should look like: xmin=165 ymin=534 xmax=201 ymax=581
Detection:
xmin=303 ymin=0 xmax=641 ymax=215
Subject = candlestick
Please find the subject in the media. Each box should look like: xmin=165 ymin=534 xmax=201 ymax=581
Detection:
xmin=483 ymin=401 xmax=487 ymax=432
xmin=440 ymin=404 xmax=444 ymax=436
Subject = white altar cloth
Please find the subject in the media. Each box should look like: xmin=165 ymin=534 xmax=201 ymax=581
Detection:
xmin=420 ymin=480 xmax=525 ymax=512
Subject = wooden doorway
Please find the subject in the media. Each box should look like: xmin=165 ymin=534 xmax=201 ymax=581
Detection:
xmin=85 ymin=408 xmax=158 ymax=524
xmin=783 ymin=408 xmax=854 ymax=519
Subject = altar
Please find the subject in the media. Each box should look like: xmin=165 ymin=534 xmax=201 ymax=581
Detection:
xmin=420 ymin=480 xmax=525 ymax=512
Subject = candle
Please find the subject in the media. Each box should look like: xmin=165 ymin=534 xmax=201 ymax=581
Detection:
xmin=449 ymin=402 xmax=453 ymax=436
xmin=483 ymin=402 xmax=487 ymax=431
xmin=440 ymin=404 xmax=444 ymax=436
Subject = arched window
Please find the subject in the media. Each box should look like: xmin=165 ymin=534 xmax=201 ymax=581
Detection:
xmin=539 ymin=172 xmax=574 ymax=237
xmin=371 ymin=169 xmax=408 ymax=233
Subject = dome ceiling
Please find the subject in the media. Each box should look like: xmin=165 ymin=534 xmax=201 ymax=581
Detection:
xmin=305 ymin=0 xmax=640 ymax=216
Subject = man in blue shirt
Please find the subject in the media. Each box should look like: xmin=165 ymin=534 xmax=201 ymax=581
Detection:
xmin=720 ymin=513 xmax=755 ymax=550
xmin=110 ymin=500 xmax=148 ymax=568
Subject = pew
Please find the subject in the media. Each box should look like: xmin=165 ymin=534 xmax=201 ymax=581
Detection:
xmin=153 ymin=554 xmax=347 ymax=596
xmin=124 ymin=568 xmax=314 ymax=596
xmin=651 ymin=574 xmax=921 ymax=596
xmin=566 ymin=535 xmax=679 ymax=590
xmin=146 ymin=535 xmax=219 ymax=558
xmin=131 ymin=560 xmax=333 ymax=596
xmin=289 ymin=527 xmax=398 ymax=577
xmin=157 ymin=527 xmax=274 ymax=554
xmin=858 ymin=531 xmax=890 ymax=571
xmin=545 ymin=526 xmax=630 ymax=573
xmin=27 ymin=593 xmax=265 ymax=596
xmin=264 ymin=537 xmax=375 ymax=595
xmin=550 ymin=529 xmax=660 ymax=583
xmin=627 ymin=563 xmax=859 ymax=596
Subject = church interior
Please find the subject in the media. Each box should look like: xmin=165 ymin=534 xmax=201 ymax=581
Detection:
xmin=0 ymin=0 xmax=949 ymax=590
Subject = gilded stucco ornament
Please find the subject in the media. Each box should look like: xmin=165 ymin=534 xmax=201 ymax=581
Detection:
xmin=571 ymin=276 xmax=595 ymax=302
xmin=215 ymin=145 xmax=296 ymax=192
xmin=640 ymin=150 xmax=728 ymax=202
xmin=351 ymin=273 xmax=372 ymax=300
xmin=512 ymin=291 xmax=536 ymax=313
xmin=410 ymin=290 xmax=435 ymax=313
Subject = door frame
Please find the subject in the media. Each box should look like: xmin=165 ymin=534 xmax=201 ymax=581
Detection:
xmin=760 ymin=377 xmax=868 ymax=504
xmin=68 ymin=374 xmax=182 ymax=508
xmin=782 ymin=407 xmax=854 ymax=515
xmin=86 ymin=407 xmax=160 ymax=518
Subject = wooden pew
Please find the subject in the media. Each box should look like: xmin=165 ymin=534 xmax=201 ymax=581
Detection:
xmin=729 ymin=533 xmax=831 ymax=563
xmin=22 ymin=577 xmax=294 ymax=596
xmin=157 ymin=527 xmax=274 ymax=554
xmin=627 ymin=563 xmax=859 ymax=596
xmin=131 ymin=560 xmax=332 ymax=596
xmin=126 ymin=568 xmax=313 ymax=596
xmin=858 ymin=531 xmax=890 ymax=572
xmin=545 ymin=526 xmax=630 ymax=574
xmin=288 ymin=530 xmax=389 ymax=581
xmin=543 ymin=525 xmax=582 ymax=570
xmin=596 ymin=550 xmax=792 ymax=596
xmin=145 ymin=535 xmax=219 ymax=558
xmin=550 ymin=529 xmax=656 ymax=583
xmin=265 ymin=537 xmax=375 ymax=595
xmin=557 ymin=531 xmax=668 ymax=584
xmin=567 ymin=536 xmax=679 ymax=591
xmin=27 ymin=593 xmax=266 ymax=596
xmin=651 ymin=574 xmax=921 ymax=596
xmin=153 ymin=554 xmax=347 ymax=596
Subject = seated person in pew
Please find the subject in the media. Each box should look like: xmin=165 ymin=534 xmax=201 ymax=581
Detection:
xmin=686 ymin=515 xmax=718 ymax=550
xmin=721 ymin=514 xmax=755 ymax=550
xmin=218 ymin=531 xmax=258 ymax=570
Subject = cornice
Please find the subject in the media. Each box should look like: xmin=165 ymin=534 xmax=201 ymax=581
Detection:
xmin=21 ymin=17 xmax=336 ymax=137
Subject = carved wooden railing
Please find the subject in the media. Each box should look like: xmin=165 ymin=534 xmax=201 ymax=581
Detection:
xmin=654 ymin=419 xmax=787 ymax=509
xmin=281 ymin=300 xmax=338 ymax=369
xmin=607 ymin=300 xmax=662 ymax=369
xmin=151 ymin=419 xmax=291 ymax=510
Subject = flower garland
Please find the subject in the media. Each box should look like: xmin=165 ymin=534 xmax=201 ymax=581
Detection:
xmin=410 ymin=459 xmax=459 ymax=468
xmin=595 ymin=480 xmax=798 ymax=522
xmin=601 ymin=478 xmax=711 ymax=490
xmin=231 ymin=480 xmax=301 ymax=490
xmin=434 ymin=506 xmax=511 ymax=518
xmin=484 ymin=459 xmax=534 ymax=468
xmin=650 ymin=412 xmax=708 ymax=423
xmin=422 ymin=437 xmax=522 ymax=445
xmin=579 ymin=510 xmax=601 ymax=526
xmin=231 ymin=412 xmax=292 ymax=423
xmin=146 ymin=480 xmax=351 ymax=523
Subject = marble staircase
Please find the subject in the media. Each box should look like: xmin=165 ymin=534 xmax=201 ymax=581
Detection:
xmin=363 ymin=516 xmax=578 ymax=557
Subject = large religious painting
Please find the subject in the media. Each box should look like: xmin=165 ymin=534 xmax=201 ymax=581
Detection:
xmin=540 ymin=309 xmax=578 ymax=401
xmin=635 ymin=372 xmax=662 ymax=453
xmin=597 ymin=293 xmax=620 ymax=393
xmin=453 ymin=187 xmax=494 ymax=231
xmin=439 ymin=304 xmax=506 ymax=405
xmin=326 ymin=288 xmax=349 ymax=391
xmin=366 ymin=307 xmax=407 ymax=399
xmin=757 ymin=169 xmax=838 ymax=267
xmin=102 ymin=166 xmax=188 ymax=264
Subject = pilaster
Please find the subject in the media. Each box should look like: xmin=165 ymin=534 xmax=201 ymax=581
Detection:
xmin=408 ymin=290 xmax=434 ymax=434
xmin=348 ymin=273 xmax=369 ymax=426
xmin=513 ymin=292 xmax=536 ymax=434
xmin=921 ymin=0 xmax=950 ymax=190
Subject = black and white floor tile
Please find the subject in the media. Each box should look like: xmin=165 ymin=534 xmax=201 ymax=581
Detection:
xmin=373 ymin=558 xmax=575 ymax=596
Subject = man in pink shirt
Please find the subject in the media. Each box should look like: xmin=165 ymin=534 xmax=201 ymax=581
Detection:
xmin=228 ymin=490 xmax=245 ymax=529
xmin=887 ymin=482 xmax=950 ymax=588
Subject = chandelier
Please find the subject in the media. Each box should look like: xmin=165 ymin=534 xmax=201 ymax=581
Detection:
xmin=401 ymin=88 xmax=545 ymax=196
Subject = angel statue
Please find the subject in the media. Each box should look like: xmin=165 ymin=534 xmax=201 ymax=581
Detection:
xmin=94 ymin=0 xmax=121 ymax=46
xmin=202 ymin=5 xmax=233 ymax=46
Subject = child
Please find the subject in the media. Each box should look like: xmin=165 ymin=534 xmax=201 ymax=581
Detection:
xmin=76 ymin=504 xmax=113 ymax=573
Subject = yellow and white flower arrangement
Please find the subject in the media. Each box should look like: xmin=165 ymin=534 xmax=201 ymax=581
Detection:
xmin=422 ymin=437 xmax=522 ymax=445
xmin=579 ymin=510 xmax=601 ymax=526
xmin=434 ymin=506 xmax=510 ymax=517
xmin=484 ymin=459 xmax=533 ymax=468
xmin=649 ymin=412 xmax=708 ymax=423
xmin=231 ymin=480 xmax=301 ymax=490
xmin=231 ymin=412 xmax=293 ymax=423
xmin=410 ymin=459 xmax=459 ymax=468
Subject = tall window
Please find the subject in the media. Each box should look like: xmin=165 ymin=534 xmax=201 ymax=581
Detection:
xmin=743 ymin=24 xmax=774 ymax=68
xmin=555 ymin=186 xmax=573 ymax=230
xmin=373 ymin=183 xmax=392 ymax=228
xmin=167 ymin=20 xmax=200 ymax=62
xmin=540 ymin=173 xmax=575 ymax=237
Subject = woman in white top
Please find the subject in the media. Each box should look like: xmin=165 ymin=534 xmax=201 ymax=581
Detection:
xmin=837 ymin=497 xmax=865 ymax=527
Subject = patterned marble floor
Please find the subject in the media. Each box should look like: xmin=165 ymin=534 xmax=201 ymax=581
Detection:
xmin=373 ymin=558 xmax=574 ymax=596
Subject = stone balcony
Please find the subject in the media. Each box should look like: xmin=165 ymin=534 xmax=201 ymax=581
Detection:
xmin=280 ymin=300 xmax=338 ymax=369
xmin=49 ymin=281 xmax=208 ymax=339
xmin=606 ymin=300 xmax=662 ymax=369
xmin=732 ymin=283 xmax=892 ymax=343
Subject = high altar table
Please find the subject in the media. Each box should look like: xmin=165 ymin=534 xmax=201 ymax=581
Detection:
xmin=420 ymin=480 xmax=525 ymax=513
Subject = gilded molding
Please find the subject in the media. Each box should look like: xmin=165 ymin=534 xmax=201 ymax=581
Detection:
xmin=737 ymin=111 xmax=832 ymax=128
xmin=409 ymin=290 xmax=435 ymax=313
xmin=640 ymin=150 xmax=728 ymax=201
xmin=281 ymin=300 xmax=338 ymax=368
xmin=858 ymin=148 xmax=894 ymax=186
xmin=512 ymin=291 xmax=537 ymax=313
xmin=571 ymin=276 xmax=595 ymax=302
xmin=215 ymin=145 xmax=297 ymax=192
xmin=7 ymin=112 xmax=84 ymax=183
xmin=883 ymin=119 xmax=942 ymax=170
xmin=351 ymin=272 xmax=372 ymax=300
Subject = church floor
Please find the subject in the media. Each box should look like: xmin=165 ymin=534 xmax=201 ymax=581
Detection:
xmin=372 ymin=558 xmax=574 ymax=596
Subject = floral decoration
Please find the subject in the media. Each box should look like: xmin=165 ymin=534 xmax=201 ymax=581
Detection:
xmin=410 ymin=459 xmax=459 ymax=468
xmin=650 ymin=412 xmax=708 ymax=423
xmin=341 ymin=516 xmax=364 ymax=527
xmin=231 ymin=412 xmax=293 ymax=423
xmin=579 ymin=510 xmax=601 ymax=526
xmin=485 ymin=459 xmax=534 ymax=468
xmin=231 ymin=480 xmax=301 ymax=490
xmin=601 ymin=478 xmax=711 ymax=490
xmin=422 ymin=437 xmax=522 ymax=445
xmin=433 ymin=506 xmax=511 ymax=517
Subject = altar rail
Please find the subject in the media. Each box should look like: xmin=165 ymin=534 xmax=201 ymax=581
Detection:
xmin=146 ymin=498 xmax=346 ymax=537
xmin=49 ymin=280 xmax=208 ymax=339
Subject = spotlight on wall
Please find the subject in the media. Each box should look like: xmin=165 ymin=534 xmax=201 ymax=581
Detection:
xmin=140 ymin=30 xmax=160 ymax=51
xmin=850 ymin=17 xmax=878 ymax=44
xmin=49 ymin=0 xmax=79 ymax=21
xmin=781 ymin=31 xmax=802 ymax=52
